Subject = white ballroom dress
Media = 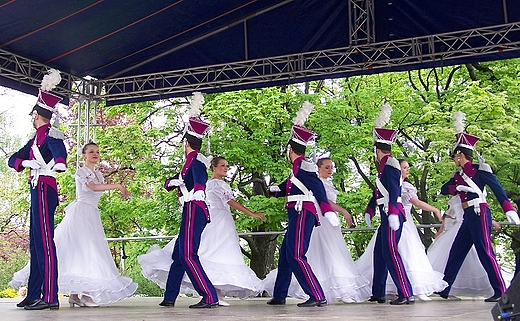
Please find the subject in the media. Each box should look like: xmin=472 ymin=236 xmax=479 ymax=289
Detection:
xmin=263 ymin=177 xmax=372 ymax=303
xmin=355 ymin=181 xmax=448 ymax=298
xmin=9 ymin=166 xmax=137 ymax=304
xmin=138 ymin=178 xmax=264 ymax=298
xmin=427 ymin=195 xmax=512 ymax=297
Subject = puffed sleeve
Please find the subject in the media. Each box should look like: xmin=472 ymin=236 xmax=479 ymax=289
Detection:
xmin=75 ymin=167 xmax=95 ymax=192
xmin=401 ymin=181 xmax=417 ymax=205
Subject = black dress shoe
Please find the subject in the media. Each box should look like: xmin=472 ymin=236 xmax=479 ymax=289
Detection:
xmin=189 ymin=300 xmax=219 ymax=309
xmin=296 ymin=298 xmax=327 ymax=307
xmin=24 ymin=299 xmax=59 ymax=310
xmin=266 ymin=298 xmax=286 ymax=305
xmin=16 ymin=298 xmax=38 ymax=308
xmin=368 ymin=295 xmax=386 ymax=303
xmin=389 ymin=297 xmax=415 ymax=305
xmin=434 ymin=291 xmax=449 ymax=299
xmin=484 ymin=295 xmax=501 ymax=302
xmin=159 ymin=300 xmax=175 ymax=307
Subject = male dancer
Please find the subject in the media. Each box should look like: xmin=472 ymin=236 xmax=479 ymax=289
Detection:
xmin=364 ymin=127 xmax=414 ymax=305
xmin=9 ymin=87 xmax=67 ymax=310
xmin=160 ymin=116 xmax=219 ymax=308
xmin=267 ymin=124 xmax=339 ymax=307
xmin=437 ymin=129 xmax=520 ymax=302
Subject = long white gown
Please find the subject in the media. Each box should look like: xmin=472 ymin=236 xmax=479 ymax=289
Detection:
xmin=9 ymin=166 xmax=137 ymax=304
xmin=138 ymin=178 xmax=263 ymax=298
xmin=426 ymin=195 xmax=513 ymax=297
xmin=263 ymin=177 xmax=372 ymax=303
xmin=355 ymin=181 xmax=448 ymax=297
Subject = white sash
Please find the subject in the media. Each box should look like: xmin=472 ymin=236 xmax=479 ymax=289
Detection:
xmin=459 ymin=170 xmax=487 ymax=215
xmin=287 ymin=174 xmax=322 ymax=216
xmin=30 ymin=144 xmax=56 ymax=188
xmin=375 ymin=177 xmax=402 ymax=214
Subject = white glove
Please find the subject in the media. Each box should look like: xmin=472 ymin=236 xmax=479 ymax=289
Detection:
xmin=324 ymin=211 xmax=340 ymax=227
xmin=192 ymin=190 xmax=205 ymax=201
xmin=365 ymin=213 xmax=372 ymax=228
xmin=456 ymin=185 xmax=475 ymax=193
xmin=388 ymin=214 xmax=400 ymax=231
xmin=167 ymin=179 xmax=184 ymax=188
xmin=505 ymin=210 xmax=520 ymax=225
xmin=269 ymin=186 xmax=281 ymax=193
xmin=51 ymin=163 xmax=66 ymax=172
xmin=21 ymin=160 xmax=41 ymax=169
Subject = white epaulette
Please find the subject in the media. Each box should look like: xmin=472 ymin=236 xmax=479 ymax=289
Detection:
xmin=48 ymin=127 xmax=65 ymax=140
xmin=301 ymin=159 xmax=318 ymax=173
xmin=386 ymin=156 xmax=400 ymax=170
xmin=197 ymin=153 xmax=212 ymax=169
xmin=478 ymin=162 xmax=492 ymax=173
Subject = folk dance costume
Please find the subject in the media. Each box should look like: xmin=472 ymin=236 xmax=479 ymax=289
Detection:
xmin=8 ymin=70 xmax=67 ymax=310
xmin=267 ymin=103 xmax=337 ymax=307
xmin=427 ymin=195 xmax=513 ymax=297
xmin=138 ymin=178 xmax=264 ymax=299
xmin=436 ymin=114 xmax=520 ymax=302
xmin=10 ymin=166 xmax=138 ymax=305
xmin=263 ymin=176 xmax=371 ymax=303
xmin=160 ymin=93 xmax=218 ymax=308
xmin=364 ymin=104 xmax=414 ymax=305
xmin=356 ymin=180 xmax=447 ymax=300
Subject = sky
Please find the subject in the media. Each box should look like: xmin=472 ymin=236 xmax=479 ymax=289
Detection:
xmin=0 ymin=86 xmax=36 ymax=140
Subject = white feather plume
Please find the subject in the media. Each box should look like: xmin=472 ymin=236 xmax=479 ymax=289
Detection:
xmin=188 ymin=92 xmax=204 ymax=117
xmin=453 ymin=111 xmax=466 ymax=133
xmin=292 ymin=101 xmax=314 ymax=126
xmin=40 ymin=69 xmax=61 ymax=91
xmin=375 ymin=103 xmax=392 ymax=128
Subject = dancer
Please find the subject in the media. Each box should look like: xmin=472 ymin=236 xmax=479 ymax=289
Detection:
xmin=159 ymin=92 xmax=219 ymax=309
xmin=8 ymin=69 xmax=67 ymax=310
xmin=427 ymin=195 xmax=511 ymax=297
xmin=264 ymin=157 xmax=371 ymax=303
xmin=435 ymin=111 xmax=520 ymax=302
xmin=10 ymin=142 xmax=138 ymax=307
xmin=364 ymin=104 xmax=414 ymax=305
xmin=266 ymin=102 xmax=337 ymax=308
xmin=139 ymin=156 xmax=265 ymax=305
xmin=356 ymin=159 xmax=448 ymax=301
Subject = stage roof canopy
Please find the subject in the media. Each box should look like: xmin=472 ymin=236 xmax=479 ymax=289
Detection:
xmin=1 ymin=0 xmax=520 ymax=105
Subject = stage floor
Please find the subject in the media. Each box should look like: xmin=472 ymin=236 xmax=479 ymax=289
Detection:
xmin=0 ymin=295 xmax=498 ymax=321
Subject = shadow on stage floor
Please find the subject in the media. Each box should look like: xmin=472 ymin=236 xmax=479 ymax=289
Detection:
xmin=0 ymin=295 xmax=498 ymax=321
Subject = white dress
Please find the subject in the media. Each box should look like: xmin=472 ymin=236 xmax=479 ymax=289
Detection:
xmin=427 ymin=195 xmax=513 ymax=297
xmin=355 ymin=181 xmax=448 ymax=297
xmin=138 ymin=178 xmax=263 ymax=298
xmin=263 ymin=177 xmax=372 ymax=303
xmin=9 ymin=166 xmax=137 ymax=304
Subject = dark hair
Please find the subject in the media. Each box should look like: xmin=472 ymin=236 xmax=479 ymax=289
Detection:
xmin=210 ymin=156 xmax=226 ymax=171
xmin=453 ymin=149 xmax=473 ymax=161
xmin=288 ymin=141 xmax=305 ymax=156
xmin=398 ymin=158 xmax=408 ymax=165
xmin=184 ymin=135 xmax=202 ymax=151
xmin=81 ymin=141 xmax=98 ymax=154
xmin=317 ymin=157 xmax=332 ymax=167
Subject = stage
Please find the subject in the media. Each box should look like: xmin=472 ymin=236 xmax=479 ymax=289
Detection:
xmin=0 ymin=295 xmax=498 ymax=321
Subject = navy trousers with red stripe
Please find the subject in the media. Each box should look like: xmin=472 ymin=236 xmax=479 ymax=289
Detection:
xmin=272 ymin=208 xmax=325 ymax=302
xmin=440 ymin=207 xmax=506 ymax=297
xmin=164 ymin=202 xmax=218 ymax=304
xmin=372 ymin=214 xmax=413 ymax=299
xmin=27 ymin=182 xmax=59 ymax=303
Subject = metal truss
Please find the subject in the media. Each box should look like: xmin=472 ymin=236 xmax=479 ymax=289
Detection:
xmin=348 ymin=0 xmax=375 ymax=45
xmin=0 ymin=50 xmax=86 ymax=98
xmin=98 ymin=22 xmax=520 ymax=104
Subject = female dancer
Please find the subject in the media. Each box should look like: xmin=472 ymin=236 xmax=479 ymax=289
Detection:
xmin=10 ymin=142 xmax=137 ymax=307
xmin=139 ymin=156 xmax=265 ymax=305
xmin=264 ymin=157 xmax=371 ymax=303
xmin=356 ymin=159 xmax=447 ymax=301
xmin=427 ymin=195 xmax=511 ymax=297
